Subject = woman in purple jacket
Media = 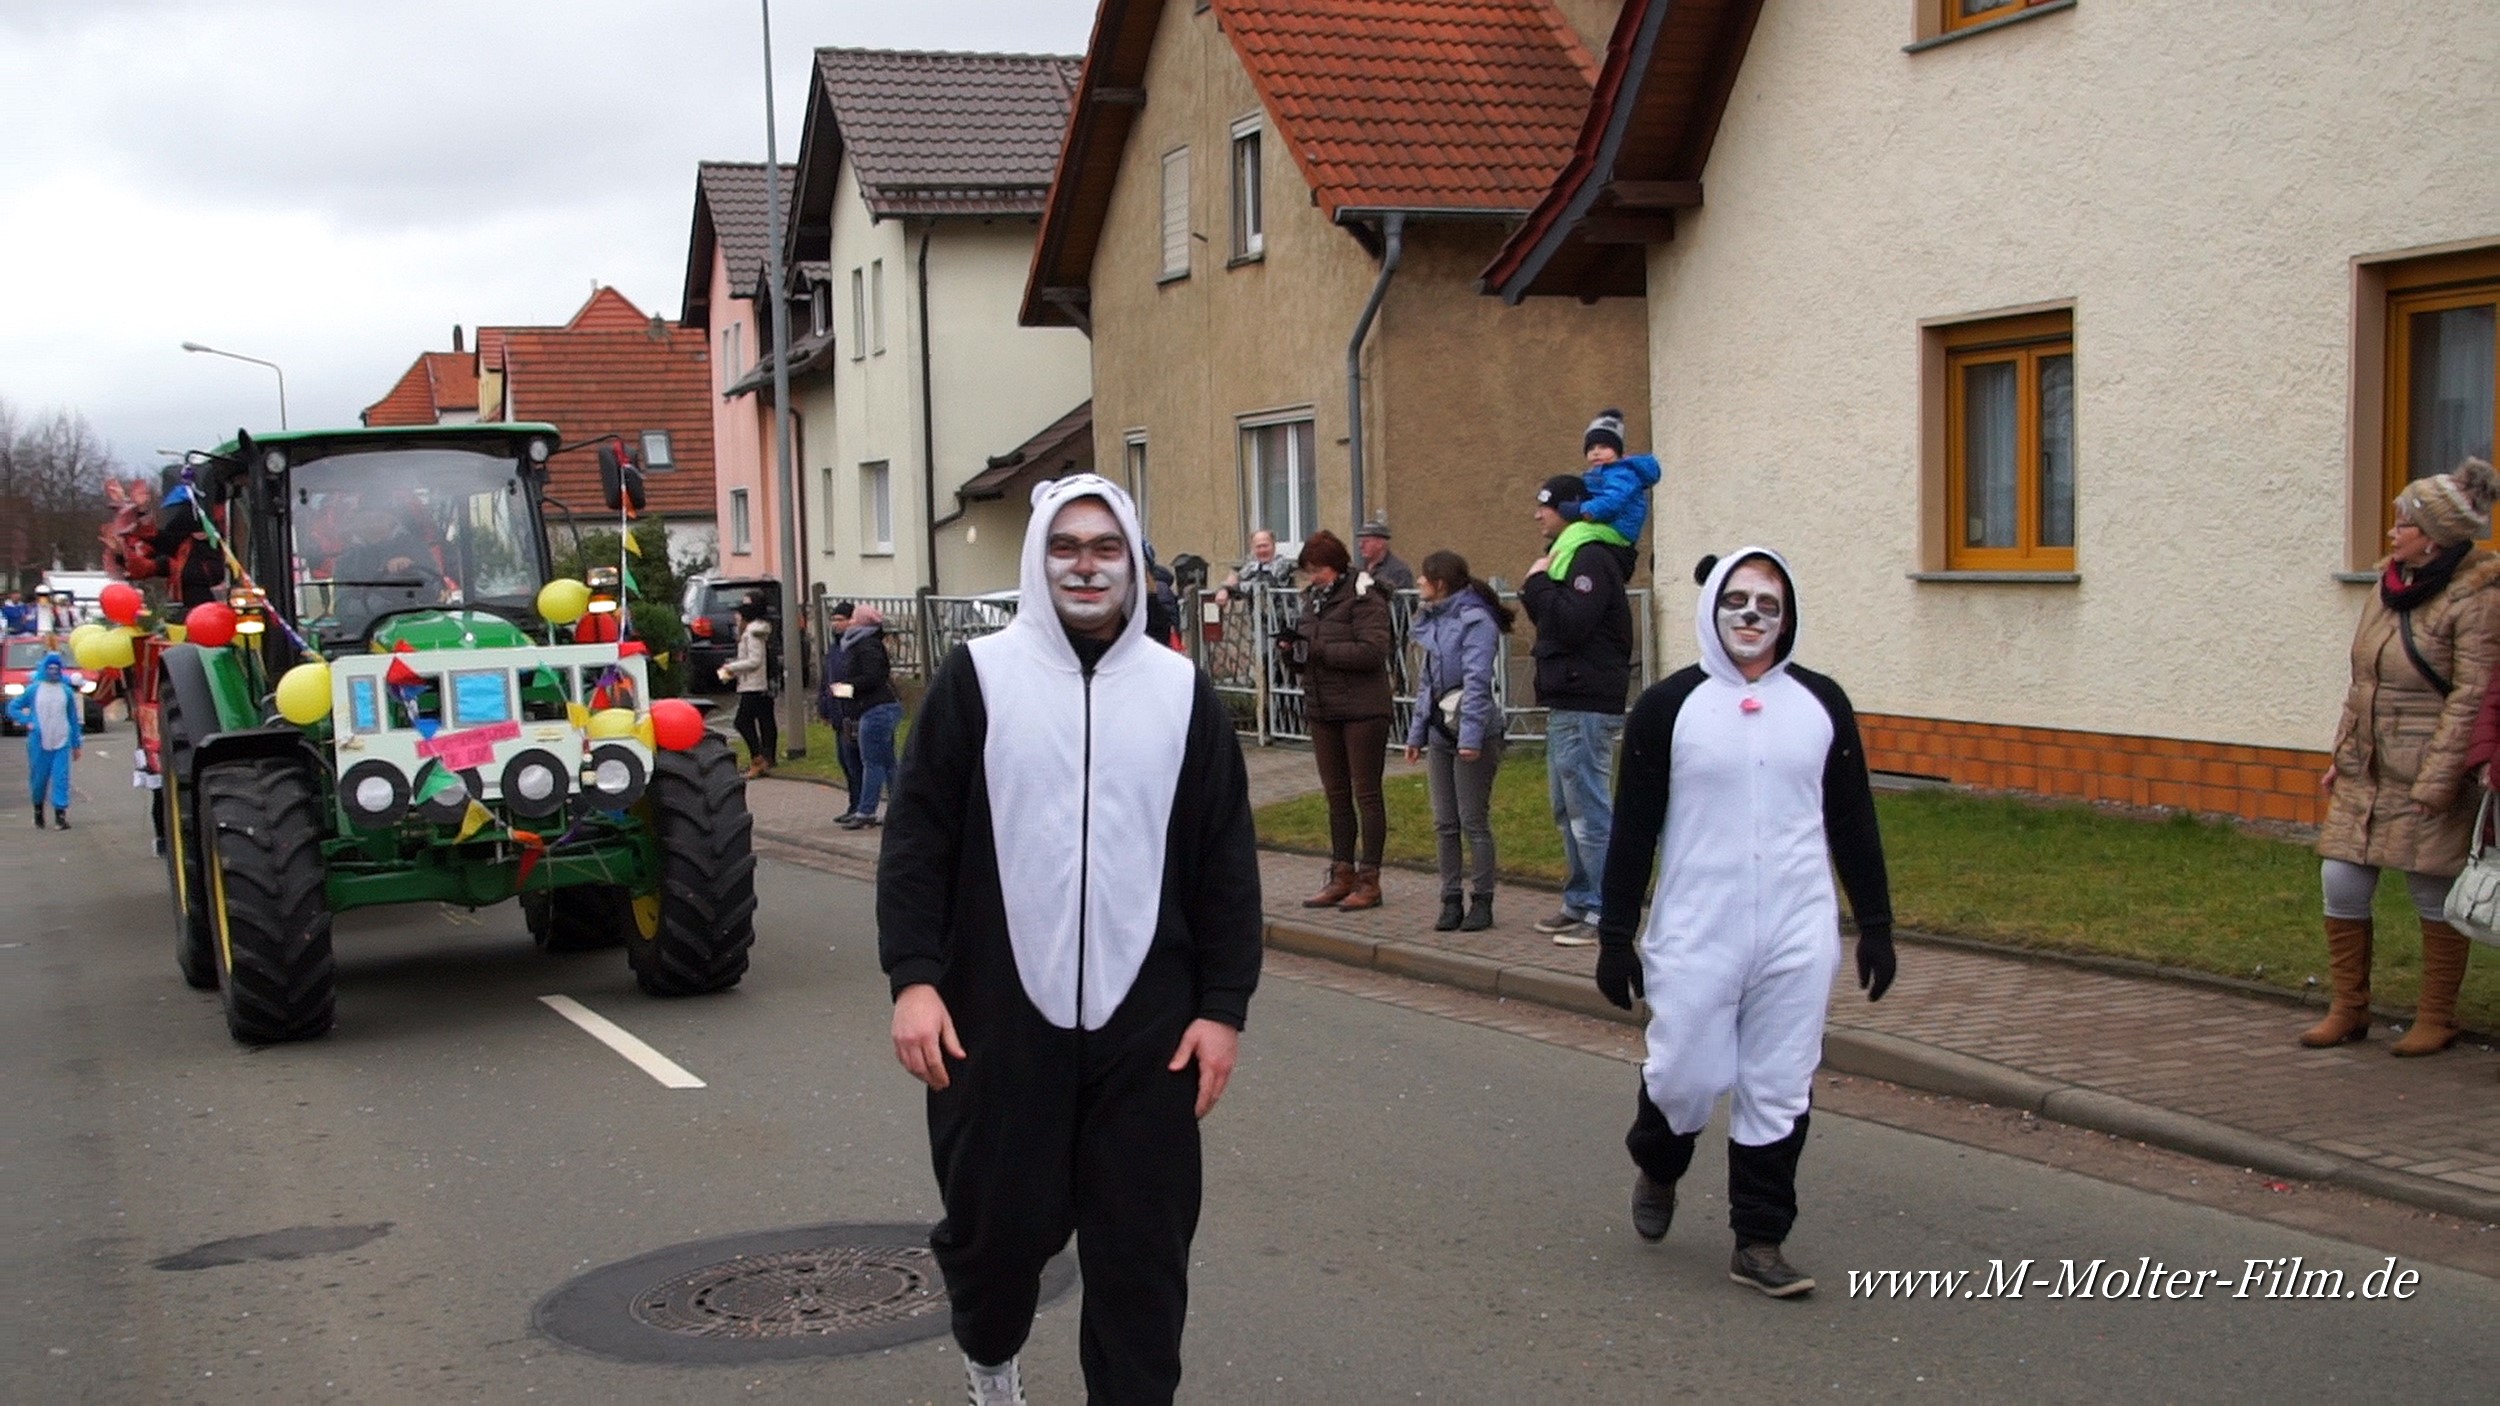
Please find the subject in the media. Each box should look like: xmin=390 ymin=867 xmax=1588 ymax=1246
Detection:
xmin=1404 ymin=551 xmax=1514 ymax=931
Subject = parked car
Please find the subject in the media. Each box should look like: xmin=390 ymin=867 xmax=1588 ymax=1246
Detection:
xmin=1 ymin=635 xmax=106 ymax=733
xmin=681 ymin=575 xmax=784 ymax=693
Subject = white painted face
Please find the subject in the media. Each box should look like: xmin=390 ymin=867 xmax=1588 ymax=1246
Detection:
xmin=1715 ymin=560 xmax=1786 ymax=667
xmin=1047 ymin=498 xmax=1133 ymax=636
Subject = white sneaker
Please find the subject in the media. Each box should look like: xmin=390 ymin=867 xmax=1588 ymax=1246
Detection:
xmin=1551 ymin=919 xmax=1599 ymax=948
xmin=966 ymin=1354 xmax=1027 ymax=1406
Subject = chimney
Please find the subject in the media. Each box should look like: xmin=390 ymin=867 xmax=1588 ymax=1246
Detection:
xmin=451 ymin=325 xmax=465 ymax=353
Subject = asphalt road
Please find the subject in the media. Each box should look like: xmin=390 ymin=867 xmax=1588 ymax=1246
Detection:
xmin=5 ymin=738 xmax=2496 ymax=1403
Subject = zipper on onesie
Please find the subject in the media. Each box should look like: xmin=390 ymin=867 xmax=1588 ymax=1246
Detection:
xmin=1076 ymin=665 xmax=1094 ymax=1029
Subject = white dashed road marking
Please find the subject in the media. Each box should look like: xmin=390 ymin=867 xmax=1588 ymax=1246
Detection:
xmin=537 ymin=995 xmax=706 ymax=1088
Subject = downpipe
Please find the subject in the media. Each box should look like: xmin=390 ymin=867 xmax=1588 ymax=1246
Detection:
xmin=1344 ymin=212 xmax=1404 ymax=534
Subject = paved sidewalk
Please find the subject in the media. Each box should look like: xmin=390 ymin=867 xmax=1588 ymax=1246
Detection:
xmin=739 ymin=752 xmax=2500 ymax=1225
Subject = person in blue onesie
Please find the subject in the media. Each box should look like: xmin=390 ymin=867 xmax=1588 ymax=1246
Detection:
xmin=7 ymin=651 xmax=84 ymax=830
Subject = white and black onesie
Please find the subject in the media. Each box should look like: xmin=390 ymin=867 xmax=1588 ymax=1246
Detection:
xmin=878 ymin=475 xmax=1262 ymax=1399
xmin=1598 ymin=547 xmax=1893 ymax=1247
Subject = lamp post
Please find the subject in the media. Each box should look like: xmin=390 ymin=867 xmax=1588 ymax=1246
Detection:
xmin=759 ymin=0 xmax=808 ymax=758
xmin=180 ymin=341 xmax=288 ymax=429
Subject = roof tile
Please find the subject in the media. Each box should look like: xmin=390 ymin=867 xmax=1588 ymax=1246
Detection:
xmin=816 ymin=48 xmax=1083 ymax=218
xmin=696 ymin=162 xmax=796 ymax=299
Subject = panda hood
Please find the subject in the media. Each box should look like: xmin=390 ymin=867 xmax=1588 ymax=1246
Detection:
xmin=1692 ymin=546 xmax=1800 ymax=686
xmin=966 ymin=474 xmax=1197 ymax=1029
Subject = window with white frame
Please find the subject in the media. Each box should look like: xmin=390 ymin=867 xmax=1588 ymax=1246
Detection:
xmin=871 ymin=259 xmax=886 ymax=354
xmin=1160 ymin=147 xmax=1191 ymax=280
xmin=809 ymin=281 xmax=830 ymax=338
xmin=730 ymin=488 xmax=752 ymax=554
xmin=850 ymin=268 xmax=866 ymax=359
xmin=1240 ymin=414 xmax=1318 ymax=546
xmin=862 ymin=460 xmax=893 ymax=554
xmin=821 ymin=466 xmax=838 ymax=550
xmin=1229 ymin=116 xmax=1263 ymax=260
xmin=1124 ymin=432 xmax=1149 ymax=527
xmin=719 ymin=324 xmax=742 ymax=389
xmin=641 ymin=430 xmax=675 ymax=471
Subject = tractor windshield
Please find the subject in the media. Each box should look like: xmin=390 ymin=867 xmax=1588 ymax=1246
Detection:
xmin=290 ymin=447 xmax=546 ymax=642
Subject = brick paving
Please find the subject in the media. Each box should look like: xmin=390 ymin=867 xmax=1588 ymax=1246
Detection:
xmin=740 ymin=746 xmax=2500 ymax=1219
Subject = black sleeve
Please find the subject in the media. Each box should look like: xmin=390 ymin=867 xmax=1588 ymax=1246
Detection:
xmin=1794 ymin=667 xmax=1893 ymax=941
xmin=1179 ymin=672 xmax=1263 ymax=1029
xmin=876 ymin=645 xmax=984 ymax=995
xmin=848 ymin=635 xmax=892 ymax=698
xmin=1598 ymin=667 xmax=1706 ymax=947
xmin=1521 ymin=547 xmax=1621 ymax=651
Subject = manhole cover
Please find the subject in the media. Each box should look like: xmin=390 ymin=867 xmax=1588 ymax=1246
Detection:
xmin=533 ymin=1222 xmax=1076 ymax=1365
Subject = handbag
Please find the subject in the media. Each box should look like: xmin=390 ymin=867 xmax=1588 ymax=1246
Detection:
xmin=1429 ymin=686 xmax=1463 ymax=744
xmin=2440 ymin=790 xmax=2500 ymax=946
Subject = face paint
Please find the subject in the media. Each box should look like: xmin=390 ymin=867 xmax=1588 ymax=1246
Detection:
xmin=1716 ymin=561 xmax=1785 ymax=667
xmin=1046 ymin=498 xmax=1133 ymax=637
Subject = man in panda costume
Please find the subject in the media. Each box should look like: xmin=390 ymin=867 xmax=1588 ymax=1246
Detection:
xmin=880 ymin=474 xmax=1263 ymax=1405
xmin=1593 ymin=548 xmax=1894 ymax=1298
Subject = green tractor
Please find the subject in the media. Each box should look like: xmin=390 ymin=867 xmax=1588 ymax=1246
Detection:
xmin=135 ymin=424 xmax=756 ymax=1043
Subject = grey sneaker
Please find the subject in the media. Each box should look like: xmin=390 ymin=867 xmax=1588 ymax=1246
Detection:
xmin=1532 ymin=908 xmax=1586 ymax=934
xmin=1550 ymin=918 xmax=1598 ymax=948
xmin=966 ymin=1354 xmax=1027 ymax=1406
xmin=1730 ymin=1242 xmax=1815 ymax=1298
xmin=1632 ymin=1171 xmax=1675 ymax=1242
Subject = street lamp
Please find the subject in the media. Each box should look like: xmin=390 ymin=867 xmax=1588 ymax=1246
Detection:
xmin=180 ymin=341 xmax=288 ymax=429
xmin=758 ymin=0 xmax=808 ymax=758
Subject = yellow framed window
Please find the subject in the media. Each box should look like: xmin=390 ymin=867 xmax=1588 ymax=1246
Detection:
xmin=2383 ymin=247 xmax=2500 ymax=540
xmin=1945 ymin=311 xmax=2075 ymax=571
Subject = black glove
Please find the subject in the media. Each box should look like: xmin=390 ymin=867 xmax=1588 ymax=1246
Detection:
xmin=1595 ymin=941 xmax=1644 ymax=1011
xmin=1856 ymin=923 xmax=1895 ymax=1002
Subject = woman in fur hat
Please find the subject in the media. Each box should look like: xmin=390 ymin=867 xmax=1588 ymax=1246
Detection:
xmin=2307 ymin=457 xmax=2500 ymax=1056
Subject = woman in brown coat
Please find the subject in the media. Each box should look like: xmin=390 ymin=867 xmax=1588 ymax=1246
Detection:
xmin=1293 ymin=530 xmax=1396 ymax=911
xmin=2308 ymin=457 xmax=2500 ymax=1055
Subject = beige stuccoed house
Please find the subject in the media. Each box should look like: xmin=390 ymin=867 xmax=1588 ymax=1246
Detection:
xmin=1023 ymin=0 xmax=1651 ymax=593
xmin=772 ymin=47 xmax=1096 ymax=599
xmin=1489 ymin=0 xmax=2500 ymax=825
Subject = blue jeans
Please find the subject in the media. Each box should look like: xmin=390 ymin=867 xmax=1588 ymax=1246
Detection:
xmin=855 ymin=701 xmax=903 ymax=816
xmin=1545 ymin=709 xmax=1622 ymax=918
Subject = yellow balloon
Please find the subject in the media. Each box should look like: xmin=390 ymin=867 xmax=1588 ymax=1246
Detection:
xmin=635 ymin=717 xmax=658 ymax=750
xmin=537 ymin=578 xmax=592 ymax=626
xmin=94 ymin=627 xmax=137 ymax=670
xmin=276 ymin=661 xmax=333 ymax=725
xmin=66 ymin=622 xmax=104 ymax=655
xmin=586 ymin=707 xmax=638 ymax=740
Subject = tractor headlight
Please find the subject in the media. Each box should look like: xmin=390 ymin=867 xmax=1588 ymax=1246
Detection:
xmin=498 ymin=748 xmax=571 ymax=819
xmin=262 ymin=449 xmax=287 ymax=477
xmin=584 ymin=743 xmax=646 ymax=809
xmin=528 ymin=437 xmax=552 ymax=464
xmin=339 ymin=760 xmax=410 ymax=828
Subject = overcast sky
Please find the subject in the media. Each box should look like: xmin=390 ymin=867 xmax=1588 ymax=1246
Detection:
xmin=0 ymin=0 xmax=1099 ymax=469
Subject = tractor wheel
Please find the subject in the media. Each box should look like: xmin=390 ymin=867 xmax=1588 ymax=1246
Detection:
xmin=628 ymin=733 xmax=757 ymax=996
xmin=202 ymin=758 xmax=336 ymax=1043
xmin=159 ymin=664 xmax=217 ymax=991
xmin=522 ymin=885 xmax=633 ymax=952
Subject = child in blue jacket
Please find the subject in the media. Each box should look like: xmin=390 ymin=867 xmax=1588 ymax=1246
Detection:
xmin=1549 ymin=408 xmax=1661 ymax=581
xmin=6 ymin=651 xmax=83 ymax=829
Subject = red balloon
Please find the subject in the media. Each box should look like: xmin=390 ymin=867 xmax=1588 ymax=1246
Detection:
xmin=184 ymin=601 xmax=238 ymax=648
xmin=100 ymin=581 xmax=144 ymax=626
xmin=648 ymin=698 xmax=704 ymax=752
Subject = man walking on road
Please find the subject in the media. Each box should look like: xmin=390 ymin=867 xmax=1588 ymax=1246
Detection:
xmin=880 ymin=474 xmax=1264 ymax=1405
xmin=1594 ymin=549 xmax=1895 ymax=1299
xmin=1520 ymin=473 xmax=1635 ymax=946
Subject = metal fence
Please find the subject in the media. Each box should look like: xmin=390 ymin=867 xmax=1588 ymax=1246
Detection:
xmin=809 ymin=581 xmax=1656 ymax=747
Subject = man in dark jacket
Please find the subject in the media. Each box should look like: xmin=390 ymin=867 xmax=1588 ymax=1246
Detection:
xmin=881 ymin=475 xmax=1262 ymax=1406
xmin=1520 ymin=473 xmax=1634 ymax=946
xmin=819 ymin=601 xmax=863 ymax=815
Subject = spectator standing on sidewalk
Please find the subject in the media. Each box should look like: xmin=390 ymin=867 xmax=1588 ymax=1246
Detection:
xmin=1520 ymin=474 xmax=1634 ymax=946
xmin=879 ymin=474 xmax=1261 ymax=1406
xmin=1354 ymin=521 xmax=1415 ymax=593
xmin=2308 ymin=456 xmax=2500 ymax=1057
xmin=1405 ymin=550 xmax=1512 ymax=931
xmin=2 ymin=592 xmax=31 ymax=635
xmin=719 ymin=593 xmax=777 ymax=779
xmin=1294 ymin=529 xmax=1396 ymax=913
xmin=1595 ymin=548 xmax=1894 ymax=1299
xmin=838 ymin=605 xmax=901 ymax=830
xmin=819 ymin=600 xmax=864 ymax=819
xmin=1213 ymin=528 xmax=1296 ymax=605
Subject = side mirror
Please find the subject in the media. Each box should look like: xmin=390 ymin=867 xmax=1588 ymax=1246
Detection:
xmin=597 ymin=444 xmax=646 ymax=512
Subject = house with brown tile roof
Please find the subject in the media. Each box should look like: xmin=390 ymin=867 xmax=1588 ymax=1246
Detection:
xmin=1484 ymin=0 xmax=2500 ymax=825
xmin=1021 ymin=0 xmax=1649 ymax=592
xmin=362 ymin=346 xmax=481 ymax=427
xmin=762 ymin=47 xmax=1095 ymax=598
xmin=681 ymin=161 xmax=795 ymax=578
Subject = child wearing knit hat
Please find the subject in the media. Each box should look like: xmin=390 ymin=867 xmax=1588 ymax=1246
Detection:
xmin=1542 ymin=409 xmax=1661 ymax=581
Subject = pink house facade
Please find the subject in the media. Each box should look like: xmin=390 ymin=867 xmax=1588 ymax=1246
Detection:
xmin=681 ymin=162 xmax=794 ymax=577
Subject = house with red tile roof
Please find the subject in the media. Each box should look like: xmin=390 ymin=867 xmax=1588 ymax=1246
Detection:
xmin=1022 ymin=0 xmax=1649 ymax=590
xmin=681 ymin=161 xmax=795 ymax=578
xmin=761 ymin=47 xmax=1095 ymax=597
xmin=1484 ymin=0 xmax=2499 ymax=824
xmin=361 ymin=287 xmax=719 ymax=568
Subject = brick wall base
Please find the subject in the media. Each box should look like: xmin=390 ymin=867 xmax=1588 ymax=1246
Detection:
xmin=1858 ymin=713 xmax=2328 ymax=826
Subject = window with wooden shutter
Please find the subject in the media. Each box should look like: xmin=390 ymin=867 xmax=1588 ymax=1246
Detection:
xmin=1160 ymin=147 xmax=1191 ymax=281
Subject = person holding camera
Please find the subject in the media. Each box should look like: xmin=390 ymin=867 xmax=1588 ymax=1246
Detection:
xmin=1291 ymin=530 xmax=1394 ymax=911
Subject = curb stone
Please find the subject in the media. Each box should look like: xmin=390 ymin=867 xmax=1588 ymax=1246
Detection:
xmin=1264 ymin=920 xmax=2500 ymax=1226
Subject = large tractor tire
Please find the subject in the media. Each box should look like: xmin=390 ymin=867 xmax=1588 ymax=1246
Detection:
xmin=158 ymin=659 xmax=217 ymax=991
xmin=522 ymin=885 xmax=633 ymax=952
xmin=202 ymin=758 xmax=336 ymax=1043
xmin=628 ymin=733 xmax=757 ymax=996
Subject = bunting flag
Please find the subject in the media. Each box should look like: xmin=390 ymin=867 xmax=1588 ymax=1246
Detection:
xmin=455 ymin=799 xmax=493 ymax=843
xmin=413 ymin=764 xmax=466 ymax=807
xmin=414 ymin=717 xmax=440 ymax=742
xmin=565 ymin=701 xmax=591 ymax=731
xmin=619 ymin=639 xmax=648 ymax=658
xmin=386 ymin=656 xmax=422 ymax=688
xmin=511 ymin=828 xmax=547 ymax=886
xmin=654 ymin=651 xmax=670 ymax=670
xmin=622 ymin=532 xmax=643 ymax=558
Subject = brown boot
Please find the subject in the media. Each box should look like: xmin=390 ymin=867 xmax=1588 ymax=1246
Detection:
xmin=1338 ymin=865 xmax=1383 ymax=912
xmin=2391 ymin=918 xmax=2470 ymax=1056
xmin=2298 ymin=916 xmax=2374 ymax=1047
xmin=1302 ymin=862 xmax=1357 ymax=908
